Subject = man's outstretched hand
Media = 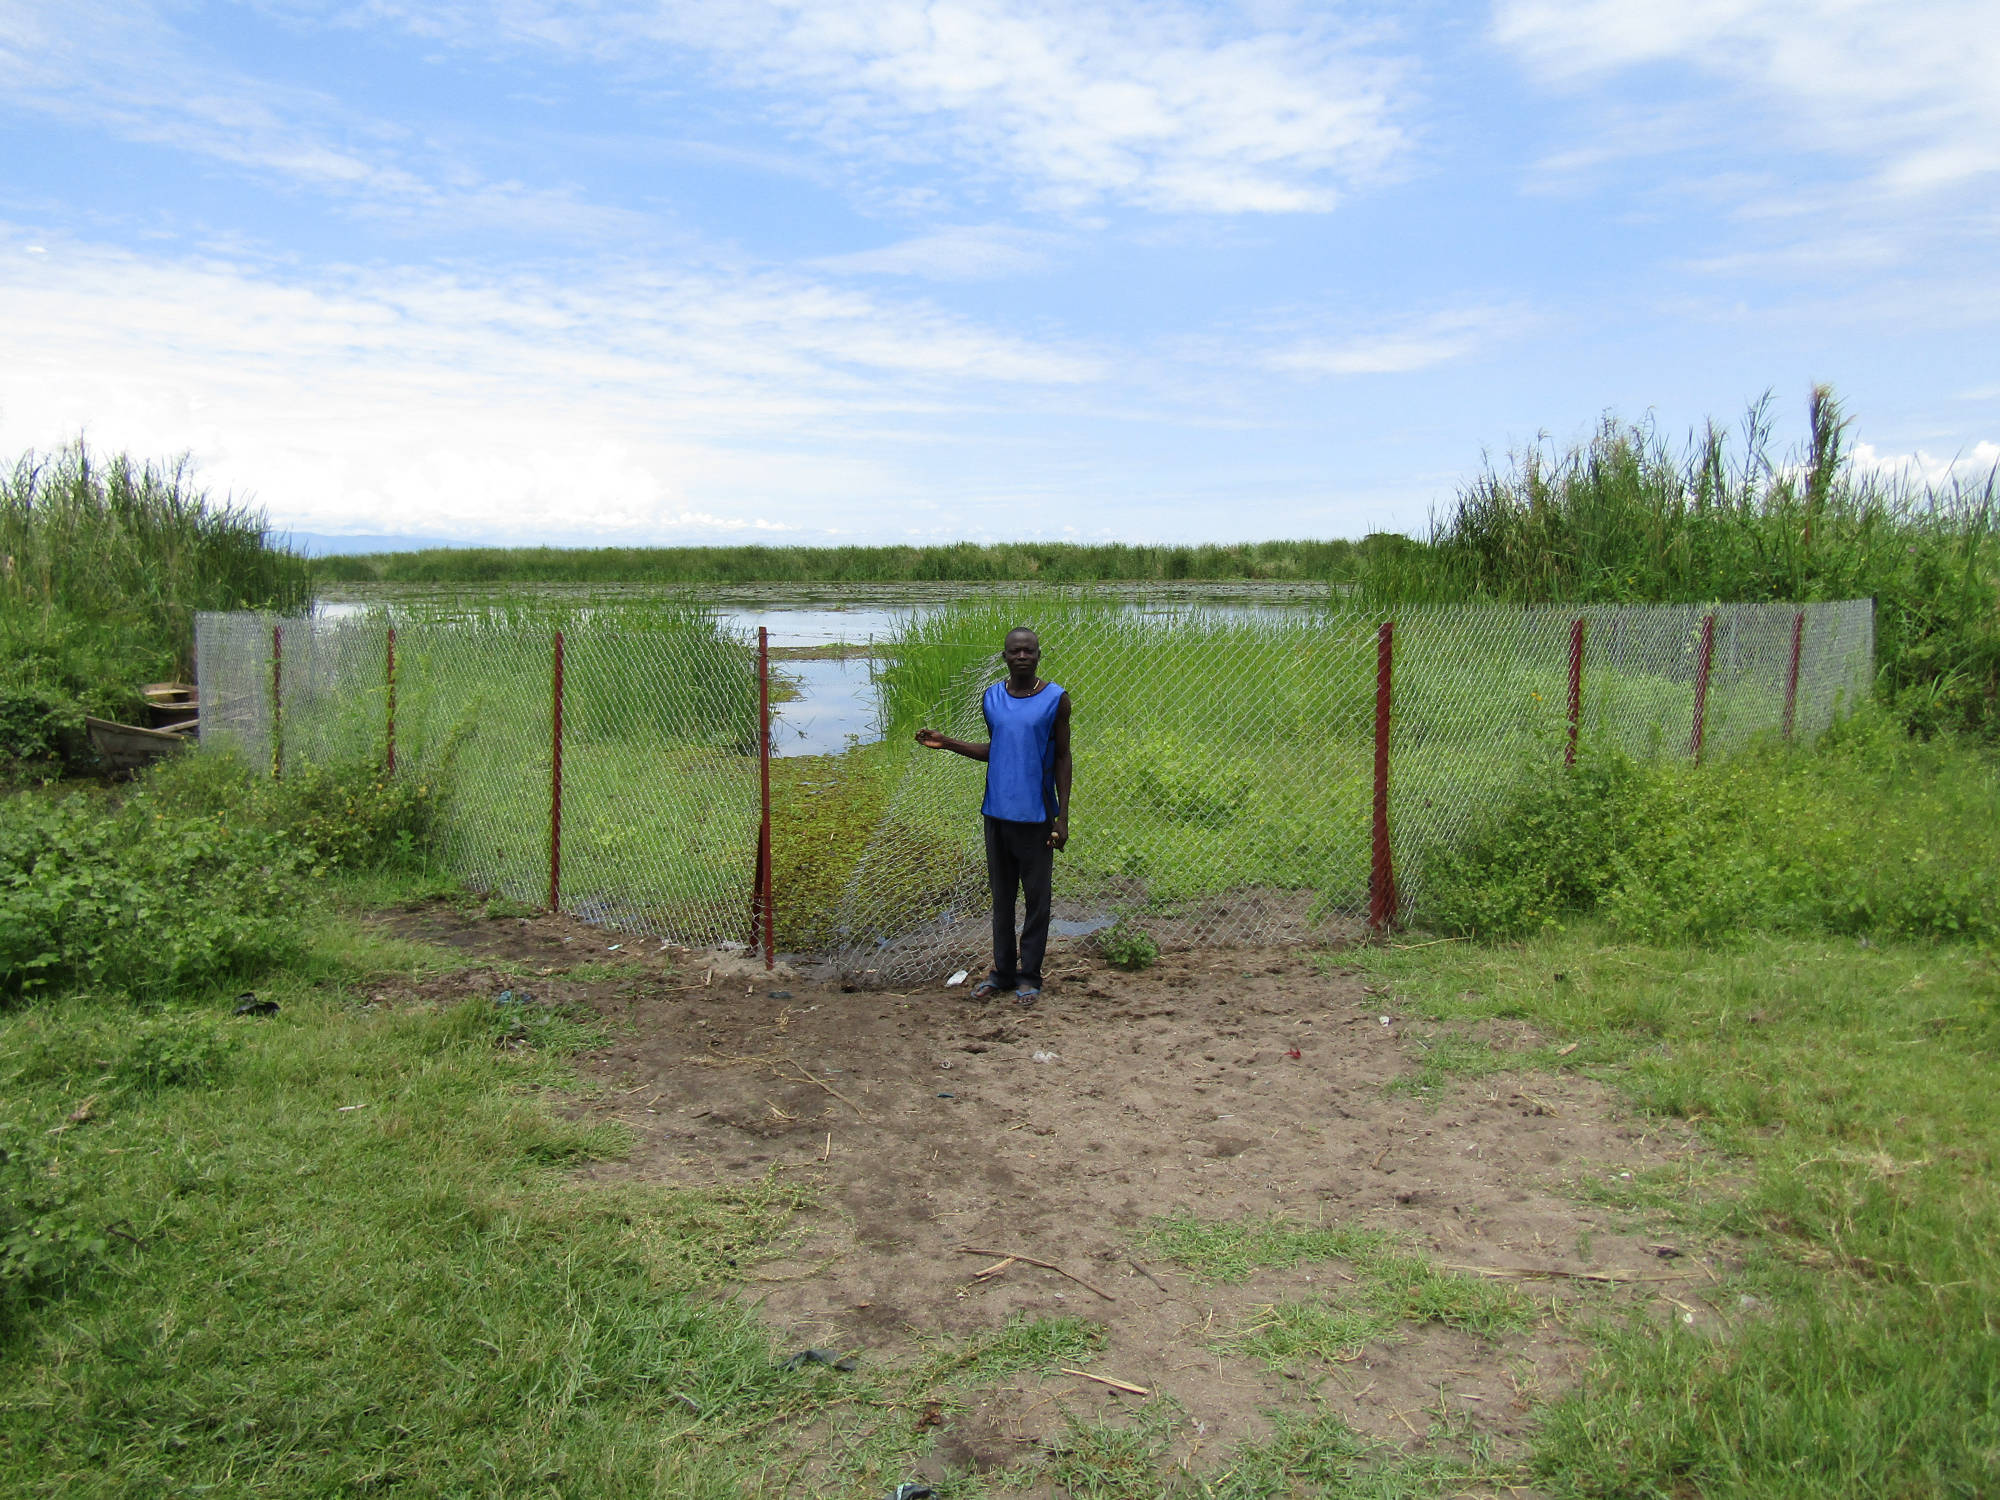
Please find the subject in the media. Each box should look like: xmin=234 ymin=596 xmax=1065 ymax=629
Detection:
xmin=1047 ymin=817 xmax=1069 ymax=852
xmin=915 ymin=728 xmax=946 ymax=749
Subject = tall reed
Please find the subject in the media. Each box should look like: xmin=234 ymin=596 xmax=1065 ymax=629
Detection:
xmin=1359 ymin=389 xmax=1999 ymax=737
xmin=1 ymin=441 xmax=310 ymax=768
xmin=1 ymin=440 xmax=311 ymax=670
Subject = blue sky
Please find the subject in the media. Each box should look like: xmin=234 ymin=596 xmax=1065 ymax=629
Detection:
xmin=3 ymin=1 xmax=1996 ymax=545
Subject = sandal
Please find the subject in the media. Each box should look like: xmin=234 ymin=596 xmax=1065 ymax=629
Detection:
xmin=968 ymin=979 xmax=1008 ymax=1001
xmin=1013 ymin=987 xmax=1041 ymax=1008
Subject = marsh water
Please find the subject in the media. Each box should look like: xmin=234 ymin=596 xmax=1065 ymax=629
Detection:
xmin=315 ymin=580 xmax=1334 ymax=755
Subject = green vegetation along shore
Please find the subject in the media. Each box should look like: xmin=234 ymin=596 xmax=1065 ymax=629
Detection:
xmin=311 ymin=538 xmax=1374 ymax=586
xmin=2 ymin=442 xmax=310 ymax=776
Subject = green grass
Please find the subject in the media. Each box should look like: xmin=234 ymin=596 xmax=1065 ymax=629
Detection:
xmin=0 ymin=922 xmax=823 ymax=1493
xmin=970 ymin=1398 xmax=1511 ymax=1499
xmin=1133 ymin=1213 xmax=1534 ymax=1371
xmin=1344 ymin=929 xmax=2000 ymax=1498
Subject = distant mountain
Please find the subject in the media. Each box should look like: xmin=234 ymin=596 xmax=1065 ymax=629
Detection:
xmin=280 ymin=532 xmax=463 ymax=557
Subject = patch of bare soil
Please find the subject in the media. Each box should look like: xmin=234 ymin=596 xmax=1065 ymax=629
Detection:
xmin=374 ymin=901 xmax=1727 ymax=1493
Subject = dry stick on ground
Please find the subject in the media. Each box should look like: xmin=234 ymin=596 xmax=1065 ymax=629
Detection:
xmin=1063 ymin=1368 xmax=1150 ymax=1395
xmin=956 ymin=1246 xmax=1115 ymax=1302
xmin=1127 ymin=1257 xmax=1170 ymax=1293
xmin=779 ymin=1056 xmax=867 ymax=1117
xmin=1442 ymin=1263 xmax=1695 ymax=1285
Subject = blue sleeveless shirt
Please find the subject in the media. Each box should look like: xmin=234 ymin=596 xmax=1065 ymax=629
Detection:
xmin=981 ymin=679 xmax=1065 ymax=823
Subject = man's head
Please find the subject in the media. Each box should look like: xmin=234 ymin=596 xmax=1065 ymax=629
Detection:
xmin=1003 ymin=627 xmax=1041 ymax=678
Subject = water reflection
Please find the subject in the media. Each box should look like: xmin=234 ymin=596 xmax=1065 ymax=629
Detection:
xmin=770 ymin=655 xmax=880 ymax=757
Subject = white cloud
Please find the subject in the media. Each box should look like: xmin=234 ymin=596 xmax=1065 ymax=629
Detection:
xmin=1266 ymin=306 xmax=1531 ymax=377
xmin=1851 ymin=440 xmax=2000 ymax=491
xmin=1494 ymin=1 xmax=2000 ymax=191
xmin=812 ymin=224 xmax=1059 ymax=280
xmin=0 ymin=229 xmax=1105 ymax=540
xmin=369 ymin=0 xmax=1415 ymax=215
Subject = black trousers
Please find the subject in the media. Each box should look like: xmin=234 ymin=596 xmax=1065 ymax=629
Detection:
xmin=984 ymin=815 xmax=1054 ymax=989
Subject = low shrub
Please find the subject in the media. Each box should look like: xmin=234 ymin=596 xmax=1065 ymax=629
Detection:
xmin=1124 ymin=732 xmax=1254 ymax=828
xmin=1098 ymin=919 xmax=1159 ymax=970
xmin=1 ymin=751 xmax=446 ymax=1002
xmin=0 ymin=611 xmax=159 ymax=778
xmin=1419 ymin=714 xmax=2000 ymax=943
xmin=0 ymin=792 xmax=305 ymax=1000
xmin=0 ymin=683 xmax=86 ymax=774
xmin=143 ymin=753 xmax=443 ymax=875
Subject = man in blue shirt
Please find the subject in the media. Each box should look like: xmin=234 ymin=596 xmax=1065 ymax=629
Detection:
xmin=916 ymin=627 xmax=1072 ymax=1006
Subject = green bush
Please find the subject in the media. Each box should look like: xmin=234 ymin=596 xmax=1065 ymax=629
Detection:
xmin=261 ymin=762 xmax=441 ymax=872
xmin=1419 ymin=715 xmax=2000 ymax=943
xmin=144 ymin=753 xmax=443 ymax=874
xmin=0 ymin=683 xmax=85 ymax=773
xmin=1123 ymin=732 xmax=1254 ymax=828
xmin=0 ymin=610 xmax=160 ymax=777
xmin=1098 ymin=919 xmax=1159 ymax=970
xmin=0 ymin=792 xmax=305 ymax=1000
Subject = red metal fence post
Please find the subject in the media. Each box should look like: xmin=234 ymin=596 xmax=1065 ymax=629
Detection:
xmin=1689 ymin=613 xmax=1717 ymax=763
xmin=270 ymin=623 xmax=284 ymax=781
xmin=1565 ymin=617 xmax=1585 ymax=768
xmin=758 ymin=626 xmax=775 ymax=969
xmin=1368 ymin=620 xmax=1397 ymax=932
xmin=384 ymin=625 xmax=397 ymax=775
xmin=548 ymin=630 xmax=565 ymax=912
xmin=1782 ymin=609 xmax=1805 ymax=742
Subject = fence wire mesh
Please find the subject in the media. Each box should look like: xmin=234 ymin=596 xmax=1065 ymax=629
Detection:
xmin=197 ymin=610 xmax=762 ymax=946
xmin=197 ymin=597 xmax=1873 ymax=979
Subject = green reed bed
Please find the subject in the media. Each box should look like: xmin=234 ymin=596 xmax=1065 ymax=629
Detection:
xmin=1 ymin=442 xmax=310 ymax=773
xmin=313 ymin=538 xmax=1370 ymax=587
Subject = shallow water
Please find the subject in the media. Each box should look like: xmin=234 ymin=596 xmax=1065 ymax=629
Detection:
xmin=769 ymin=654 xmax=880 ymax=756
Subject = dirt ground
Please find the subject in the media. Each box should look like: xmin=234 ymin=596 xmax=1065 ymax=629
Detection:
xmin=376 ymin=901 xmax=1728 ymax=1495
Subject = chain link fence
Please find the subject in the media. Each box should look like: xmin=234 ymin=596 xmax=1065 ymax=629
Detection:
xmin=197 ymin=598 xmax=1873 ymax=977
xmin=196 ymin=610 xmax=762 ymax=945
xmin=828 ymin=599 xmax=1874 ymax=978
